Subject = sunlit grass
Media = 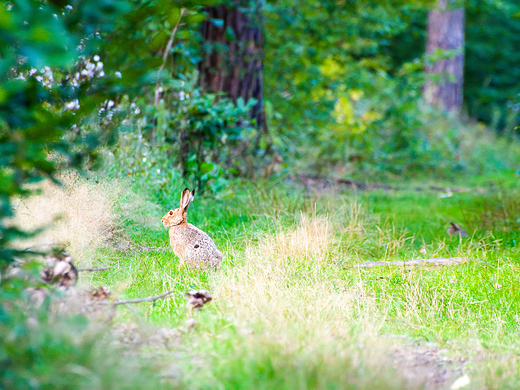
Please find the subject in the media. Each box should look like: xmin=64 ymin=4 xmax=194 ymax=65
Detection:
xmin=77 ymin=177 xmax=520 ymax=388
xmin=16 ymin=175 xmax=518 ymax=387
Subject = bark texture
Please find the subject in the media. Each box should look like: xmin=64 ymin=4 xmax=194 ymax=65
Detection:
xmin=199 ymin=2 xmax=265 ymax=128
xmin=424 ymin=0 xmax=465 ymax=114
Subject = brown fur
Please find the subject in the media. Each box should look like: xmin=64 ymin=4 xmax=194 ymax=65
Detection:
xmin=161 ymin=189 xmax=222 ymax=268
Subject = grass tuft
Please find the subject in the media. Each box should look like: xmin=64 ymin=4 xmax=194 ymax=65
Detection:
xmin=9 ymin=173 xmax=122 ymax=265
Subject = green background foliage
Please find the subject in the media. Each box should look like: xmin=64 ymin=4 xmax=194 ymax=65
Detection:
xmin=465 ymin=0 xmax=520 ymax=130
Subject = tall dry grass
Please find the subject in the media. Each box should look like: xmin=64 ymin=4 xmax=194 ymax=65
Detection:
xmin=215 ymin=204 xmax=385 ymax=333
xmin=9 ymin=172 xmax=121 ymax=265
xmin=212 ymin=210 xmax=400 ymax=378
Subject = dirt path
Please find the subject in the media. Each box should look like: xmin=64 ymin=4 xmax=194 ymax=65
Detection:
xmin=390 ymin=341 xmax=468 ymax=389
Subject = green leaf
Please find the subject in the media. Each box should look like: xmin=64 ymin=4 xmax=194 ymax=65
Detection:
xmin=167 ymin=7 xmax=181 ymax=25
xmin=200 ymin=162 xmax=214 ymax=174
xmin=185 ymin=13 xmax=206 ymax=24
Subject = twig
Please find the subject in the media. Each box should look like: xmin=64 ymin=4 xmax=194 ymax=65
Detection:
xmin=354 ymin=257 xmax=467 ymax=268
xmin=113 ymin=290 xmax=176 ymax=305
xmin=137 ymin=245 xmax=169 ymax=252
xmin=85 ymin=290 xmax=177 ymax=307
xmin=77 ymin=267 xmax=110 ymax=272
xmin=154 ymin=8 xmax=185 ymax=107
xmin=23 ymin=243 xmax=60 ymax=251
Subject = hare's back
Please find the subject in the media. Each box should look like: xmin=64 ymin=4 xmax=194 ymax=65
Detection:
xmin=169 ymin=223 xmax=222 ymax=267
xmin=182 ymin=223 xmax=215 ymax=244
xmin=182 ymin=223 xmax=222 ymax=258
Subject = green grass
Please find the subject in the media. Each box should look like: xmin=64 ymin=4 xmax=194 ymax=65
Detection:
xmin=83 ymin=175 xmax=520 ymax=389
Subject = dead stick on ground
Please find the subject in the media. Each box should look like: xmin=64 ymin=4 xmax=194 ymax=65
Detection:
xmin=137 ymin=245 xmax=169 ymax=252
xmin=354 ymin=257 xmax=467 ymax=268
xmin=77 ymin=267 xmax=110 ymax=272
xmin=85 ymin=290 xmax=177 ymax=307
xmin=113 ymin=290 xmax=176 ymax=305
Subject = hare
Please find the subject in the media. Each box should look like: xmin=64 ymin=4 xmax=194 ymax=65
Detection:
xmin=161 ymin=188 xmax=222 ymax=268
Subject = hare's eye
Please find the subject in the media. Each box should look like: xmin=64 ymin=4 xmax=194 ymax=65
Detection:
xmin=169 ymin=211 xmax=173 ymax=215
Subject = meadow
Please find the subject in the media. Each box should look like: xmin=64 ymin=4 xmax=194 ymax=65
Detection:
xmin=29 ymin=170 xmax=517 ymax=390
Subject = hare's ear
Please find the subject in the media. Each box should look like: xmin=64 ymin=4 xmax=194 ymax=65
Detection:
xmin=180 ymin=188 xmax=191 ymax=208
xmin=180 ymin=188 xmax=195 ymax=210
xmin=185 ymin=189 xmax=195 ymax=210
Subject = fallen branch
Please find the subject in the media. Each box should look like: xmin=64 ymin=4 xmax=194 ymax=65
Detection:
xmin=137 ymin=245 xmax=169 ymax=252
xmin=354 ymin=257 xmax=467 ymax=268
xmin=77 ymin=267 xmax=110 ymax=272
xmin=112 ymin=290 xmax=176 ymax=305
xmin=85 ymin=290 xmax=176 ymax=307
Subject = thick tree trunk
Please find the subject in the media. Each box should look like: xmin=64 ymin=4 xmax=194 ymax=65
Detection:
xmin=424 ymin=0 xmax=465 ymax=114
xmin=199 ymin=2 xmax=265 ymax=129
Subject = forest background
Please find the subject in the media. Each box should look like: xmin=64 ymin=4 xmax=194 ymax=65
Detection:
xmin=1 ymin=0 xmax=520 ymax=388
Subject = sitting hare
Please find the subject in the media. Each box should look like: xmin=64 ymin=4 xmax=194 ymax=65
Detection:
xmin=161 ymin=188 xmax=222 ymax=268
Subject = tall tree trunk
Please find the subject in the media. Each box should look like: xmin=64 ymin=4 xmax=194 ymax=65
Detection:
xmin=424 ymin=0 xmax=465 ymax=114
xmin=199 ymin=1 xmax=265 ymax=129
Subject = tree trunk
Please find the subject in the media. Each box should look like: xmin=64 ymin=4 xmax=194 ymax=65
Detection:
xmin=199 ymin=1 xmax=265 ymax=129
xmin=424 ymin=0 xmax=465 ymax=114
